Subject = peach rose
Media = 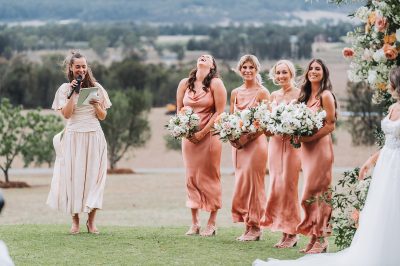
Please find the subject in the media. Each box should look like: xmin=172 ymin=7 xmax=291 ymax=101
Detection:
xmin=383 ymin=44 xmax=399 ymax=60
xmin=377 ymin=82 xmax=388 ymax=91
xmin=375 ymin=15 xmax=388 ymax=32
xmin=342 ymin=47 xmax=355 ymax=58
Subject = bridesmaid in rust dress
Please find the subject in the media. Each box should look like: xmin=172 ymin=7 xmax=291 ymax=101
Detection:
xmin=229 ymin=55 xmax=269 ymax=241
xmin=176 ymin=54 xmax=227 ymax=237
xmin=296 ymin=59 xmax=337 ymax=254
xmin=263 ymin=60 xmax=301 ymax=248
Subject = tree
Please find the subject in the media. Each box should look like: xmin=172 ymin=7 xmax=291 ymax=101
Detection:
xmin=0 ymin=99 xmax=63 ymax=183
xmin=0 ymin=99 xmax=26 ymax=183
xmin=101 ymin=89 xmax=152 ymax=170
xmin=21 ymin=110 xmax=64 ymax=167
xmin=89 ymin=35 xmax=109 ymax=57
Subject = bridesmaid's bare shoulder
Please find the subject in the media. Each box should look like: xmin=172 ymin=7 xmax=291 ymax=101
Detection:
xmin=320 ymin=90 xmax=335 ymax=104
xmin=210 ymin=77 xmax=226 ymax=92
xmin=177 ymin=78 xmax=189 ymax=93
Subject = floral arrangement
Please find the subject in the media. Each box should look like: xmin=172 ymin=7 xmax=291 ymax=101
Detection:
xmin=213 ymin=102 xmax=271 ymax=142
xmin=212 ymin=112 xmax=243 ymax=142
xmin=341 ymin=0 xmax=400 ymax=104
xmin=331 ymin=168 xmax=372 ymax=249
xmin=329 ymin=0 xmax=400 ymax=250
xmin=165 ymin=106 xmax=200 ymax=139
xmin=267 ymin=101 xmax=326 ymax=148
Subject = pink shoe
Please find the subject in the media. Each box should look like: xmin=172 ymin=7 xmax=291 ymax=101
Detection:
xmin=240 ymin=228 xmax=261 ymax=241
xmin=278 ymin=235 xmax=298 ymax=248
xmin=185 ymin=224 xmax=200 ymax=236
xmin=200 ymin=224 xmax=217 ymax=237
xmin=306 ymin=239 xmax=328 ymax=254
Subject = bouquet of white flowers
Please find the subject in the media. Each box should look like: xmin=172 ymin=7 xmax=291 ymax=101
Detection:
xmin=268 ymin=102 xmax=326 ymax=148
xmin=165 ymin=106 xmax=200 ymax=139
xmin=212 ymin=112 xmax=243 ymax=142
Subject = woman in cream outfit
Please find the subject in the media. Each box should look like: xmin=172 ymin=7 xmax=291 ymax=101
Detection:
xmin=47 ymin=51 xmax=111 ymax=234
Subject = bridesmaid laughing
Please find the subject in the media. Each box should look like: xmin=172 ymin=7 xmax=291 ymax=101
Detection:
xmin=176 ymin=55 xmax=227 ymax=237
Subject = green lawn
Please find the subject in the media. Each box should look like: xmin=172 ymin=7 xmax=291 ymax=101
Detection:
xmin=0 ymin=225 xmax=338 ymax=266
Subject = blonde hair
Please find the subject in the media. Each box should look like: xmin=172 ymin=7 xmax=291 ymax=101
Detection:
xmin=235 ymin=54 xmax=263 ymax=84
xmin=269 ymin=59 xmax=296 ymax=88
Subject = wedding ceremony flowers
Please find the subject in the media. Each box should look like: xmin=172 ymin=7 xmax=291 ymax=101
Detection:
xmin=212 ymin=112 xmax=243 ymax=142
xmin=344 ymin=0 xmax=400 ymax=104
xmin=165 ymin=107 xmax=200 ymax=139
xmin=331 ymin=168 xmax=372 ymax=249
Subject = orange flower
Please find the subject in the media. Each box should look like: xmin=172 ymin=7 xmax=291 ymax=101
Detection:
xmin=253 ymin=120 xmax=260 ymax=129
xmin=384 ymin=33 xmax=397 ymax=45
xmin=342 ymin=47 xmax=355 ymax=58
xmin=377 ymin=82 xmax=388 ymax=91
xmin=383 ymin=43 xmax=399 ymax=60
xmin=239 ymin=120 xmax=243 ymax=128
xmin=375 ymin=15 xmax=388 ymax=32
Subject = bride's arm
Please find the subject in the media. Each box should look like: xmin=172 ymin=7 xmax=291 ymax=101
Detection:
xmin=358 ymin=150 xmax=380 ymax=180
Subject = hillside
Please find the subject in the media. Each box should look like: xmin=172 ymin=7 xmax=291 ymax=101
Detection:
xmin=0 ymin=0 xmax=360 ymax=24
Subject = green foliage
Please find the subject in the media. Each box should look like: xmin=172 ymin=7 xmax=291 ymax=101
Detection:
xmin=101 ymin=89 xmax=152 ymax=169
xmin=89 ymin=36 xmax=109 ymax=57
xmin=331 ymin=168 xmax=371 ymax=249
xmin=0 ymin=99 xmax=26 ymax=182
xmin=21 ymin=110 xmax=64 ymax=167
xmin=0 ymin=98 xmax=62 ymax=182
xmin=164 ymin=134 xmax=181 ymax=151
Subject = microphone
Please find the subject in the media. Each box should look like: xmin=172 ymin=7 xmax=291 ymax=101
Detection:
xmin=67 ymin=75 xmax=82 ymax=99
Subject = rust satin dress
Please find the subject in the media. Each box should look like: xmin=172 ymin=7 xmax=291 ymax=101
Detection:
xmin=296 ymin=99 xmax=334 ymax=237
xmin=182 ymin=88 xmax=222 ymax=212
xmin=231 ymin=88 xmax=268 ymax=229
xmin=263 ymin=102 xmax=301 ymax=234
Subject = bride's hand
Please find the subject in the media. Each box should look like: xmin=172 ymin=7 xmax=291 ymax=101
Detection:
xmin=358 ymin=159 xmax=374 ymax=180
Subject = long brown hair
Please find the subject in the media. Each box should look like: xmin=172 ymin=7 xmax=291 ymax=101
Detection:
xmin=298 ymin=58 xmax=337 ymax=108
xmin=187 ymin=56 xmax=219 ymax=94
xmin=64 ymin=51 xmax=97 ymax=88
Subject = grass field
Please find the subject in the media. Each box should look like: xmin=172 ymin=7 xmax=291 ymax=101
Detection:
xmin=0 ymin=225 xmax=338 ymax=266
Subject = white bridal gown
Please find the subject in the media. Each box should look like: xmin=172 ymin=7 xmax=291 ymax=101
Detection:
xmin=254 ymin=115 xmax=400 ymax=266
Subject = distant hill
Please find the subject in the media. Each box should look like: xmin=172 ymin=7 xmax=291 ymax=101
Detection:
xmin=0 ymin=0 xmax=359 ymax=24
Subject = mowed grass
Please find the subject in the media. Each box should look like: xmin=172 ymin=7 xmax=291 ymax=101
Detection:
xmin=0 ymin=225 xmax=338 ymax=266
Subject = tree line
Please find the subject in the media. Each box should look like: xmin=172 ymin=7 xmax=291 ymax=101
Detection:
xmin=0 ymin=22 xmax=354 ymax=60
